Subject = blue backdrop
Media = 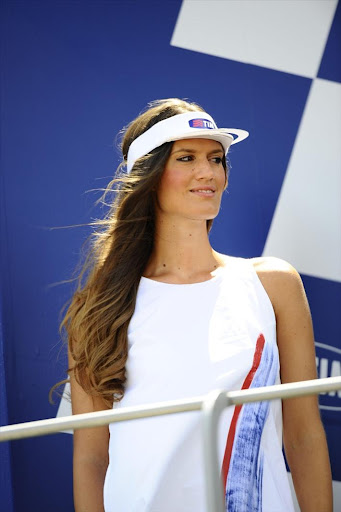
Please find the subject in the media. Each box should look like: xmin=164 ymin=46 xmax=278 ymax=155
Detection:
xmin=1 ymin=1 xmax=340 ymax=511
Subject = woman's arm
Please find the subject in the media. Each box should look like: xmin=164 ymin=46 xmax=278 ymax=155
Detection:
xmin=69 ymin=349 xmax=110 ymax=512
xmin=254 ymin=257 xmax=333 ymax=512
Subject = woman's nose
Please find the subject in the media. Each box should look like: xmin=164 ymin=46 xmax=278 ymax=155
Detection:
xmin=195 ymin=158 xmax=214 ymax=179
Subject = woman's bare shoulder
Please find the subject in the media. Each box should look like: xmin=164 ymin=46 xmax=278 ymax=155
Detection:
xmin=250 ymin=257 xmax=304 ymax=312
xmin=251 ymin=256 xmax=297 ymax=274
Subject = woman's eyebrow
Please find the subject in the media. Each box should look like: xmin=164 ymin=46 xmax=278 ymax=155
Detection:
xmin=171 ymin=148 xmax=224 ymax=155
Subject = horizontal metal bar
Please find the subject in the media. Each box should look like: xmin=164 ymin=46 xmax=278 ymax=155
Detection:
xmin=0 ymin=396 xmax=204 ymax=442
xmin=228 ymin=375 xmax=341 ymax=403
xmin=0 ymin=376 xmax=340 ymax=442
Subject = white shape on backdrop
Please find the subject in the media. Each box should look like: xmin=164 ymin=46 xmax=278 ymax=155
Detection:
xmin=263 ymin=78 xmax=341 ymax=282
xmin=57 ymin=383 xmax=72 ymax=432
xmin=171 ymin=0 xmax=338 ymax=78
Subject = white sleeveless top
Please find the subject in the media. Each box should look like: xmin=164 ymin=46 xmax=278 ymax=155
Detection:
xmin=103 ymin=257 xmax=295 ymax=512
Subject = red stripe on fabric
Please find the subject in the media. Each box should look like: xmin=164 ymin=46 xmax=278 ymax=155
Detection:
xmin=221 ymin=333 xmax=265 ymax=490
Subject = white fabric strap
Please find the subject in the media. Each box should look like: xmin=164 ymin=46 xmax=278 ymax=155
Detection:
xmin=126 ymin=111 xmax=249 ymax=173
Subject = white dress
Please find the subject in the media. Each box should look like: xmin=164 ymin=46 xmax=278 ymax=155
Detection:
xmin=103 ymin=257 xmax=295 ymax=512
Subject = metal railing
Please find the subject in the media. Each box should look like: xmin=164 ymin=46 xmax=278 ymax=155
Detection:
xmin=1 ymin=376 xmax=341 ymax=512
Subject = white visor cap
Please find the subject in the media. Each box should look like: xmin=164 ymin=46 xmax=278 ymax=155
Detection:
xmin=126 ymin=111 xmax=249 ymax=173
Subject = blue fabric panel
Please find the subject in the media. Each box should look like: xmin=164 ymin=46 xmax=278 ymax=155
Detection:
xmin=302 ymin=274 xmax=341 ymax=481
xmin=1 ymin=1 xmax=340 ymax=510
xmin=11 ymin=435 xmax=73 ymax=512
xmin=0 ymin=310 xmax=14 ymax=512
xmin=318 ymin=2 xmax=341 ymax=82
xmin=0 ymin=28 xmax=14 ymax=504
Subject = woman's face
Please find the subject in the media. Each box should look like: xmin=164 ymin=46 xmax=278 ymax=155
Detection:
xmin=156 ymin=138 xmax=226 ymax=223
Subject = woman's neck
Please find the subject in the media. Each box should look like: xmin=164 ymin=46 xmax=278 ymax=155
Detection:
xmin=144 ymin=217 xmax=225 ymax=283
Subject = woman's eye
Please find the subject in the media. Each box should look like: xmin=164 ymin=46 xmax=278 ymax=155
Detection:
xmin=175 ymin=155 xmax=223 ymax=164
xmin=177 ymin=155 xmax=193 ymax=162
xmin=212 ymin=157 xmax=223 ymax=164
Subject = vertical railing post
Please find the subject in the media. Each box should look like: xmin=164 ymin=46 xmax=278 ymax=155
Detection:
xmin=202 ymin=389 xmax=231 ymax=512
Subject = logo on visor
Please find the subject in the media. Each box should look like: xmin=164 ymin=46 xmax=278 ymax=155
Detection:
xmin=189 ymin=118 xmax=215 ymax=129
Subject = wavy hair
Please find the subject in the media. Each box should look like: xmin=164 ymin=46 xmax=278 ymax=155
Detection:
xmin=57 ymin=98 xmax=227 ymax=407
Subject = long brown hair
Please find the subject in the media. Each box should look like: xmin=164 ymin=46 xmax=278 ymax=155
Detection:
xmin=59 ymin=98 xmax=227 ymax=407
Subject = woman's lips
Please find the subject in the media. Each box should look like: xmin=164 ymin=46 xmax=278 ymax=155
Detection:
xmin=190 ymin=187 xmax=216 ymax=196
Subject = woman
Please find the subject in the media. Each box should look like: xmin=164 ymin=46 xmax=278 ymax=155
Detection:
xmin=65 ymin=98 xmax=332 ymax=511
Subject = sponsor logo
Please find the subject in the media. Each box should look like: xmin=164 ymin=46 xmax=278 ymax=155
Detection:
xmin=189 ymin=118 xmax=215 ymax=129
xmin=315 ymin=341 xmax=341 ymax=412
